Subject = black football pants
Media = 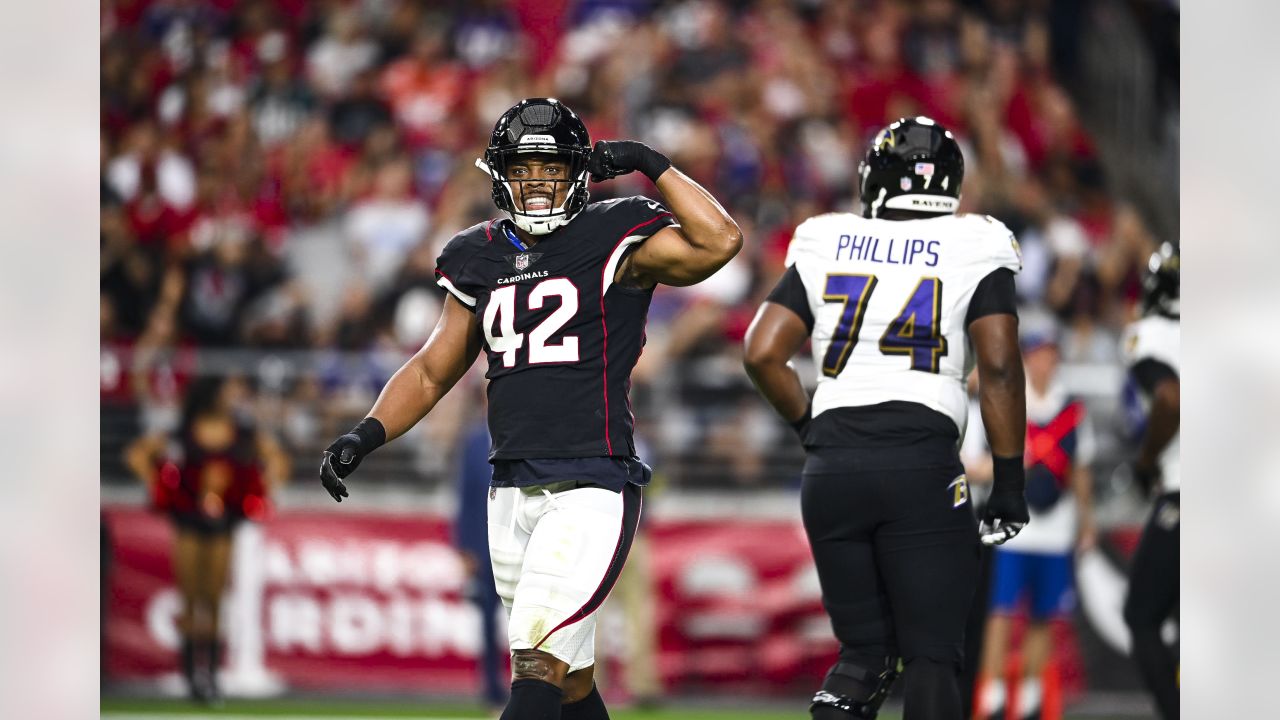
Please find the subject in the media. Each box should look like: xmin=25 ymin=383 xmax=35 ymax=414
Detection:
xmin=802 ymin=452 xmax=980 ymax=718
xmin=1124 ymin=491 xmax=1180 ymax=720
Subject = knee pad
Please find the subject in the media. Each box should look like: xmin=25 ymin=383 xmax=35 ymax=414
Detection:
xmin=810 ymin=656 xmax=901 ymax=719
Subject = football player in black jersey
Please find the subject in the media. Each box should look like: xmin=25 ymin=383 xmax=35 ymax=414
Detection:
xmin=319 ymin=98 xmax=742 ymax=720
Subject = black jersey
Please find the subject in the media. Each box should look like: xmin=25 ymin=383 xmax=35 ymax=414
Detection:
xmin=435 ymin=196 xmax=676 ymax=460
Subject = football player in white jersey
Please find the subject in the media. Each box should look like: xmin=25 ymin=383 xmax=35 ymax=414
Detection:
xmin=1121 ymin=242 xmax=1179 ymax=720
xmin=743 ymin=117 xmax=1030 ymax=720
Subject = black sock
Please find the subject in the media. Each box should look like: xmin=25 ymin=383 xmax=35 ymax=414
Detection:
xmin=561 ymin=684 xmax=609 ymax=720
xmin=205 ymin=640 xmax=224 ymax=694
xmin=500 ymin=679 xmax=564 ymax=720
xmin=180 ymin=638 xmax=198 ymax=686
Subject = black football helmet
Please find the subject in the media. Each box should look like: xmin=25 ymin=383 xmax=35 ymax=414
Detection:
xmin=478 ymin=98 xmax=591 ymax=235
xmin=1142 ymin=241 xmax=1179 ymax=318
xmin=858 ymin=116 xmax=964 ymax=219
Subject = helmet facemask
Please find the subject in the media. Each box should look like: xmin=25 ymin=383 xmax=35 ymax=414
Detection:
xmin=479 ymin=143 xmax=590 ymax=236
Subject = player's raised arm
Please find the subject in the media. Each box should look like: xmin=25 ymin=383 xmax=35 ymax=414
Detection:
xmin=588 ymin=140 xmax=742 ymax=287
xmin=319 ymin=294 xmax=483 ymax=502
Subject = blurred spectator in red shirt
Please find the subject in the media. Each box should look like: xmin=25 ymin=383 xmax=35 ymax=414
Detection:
xmin=380 ymin=26 xmax=468 ymax=150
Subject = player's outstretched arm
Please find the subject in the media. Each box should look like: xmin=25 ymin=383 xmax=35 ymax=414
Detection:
xmin=969 ymin=313 xmax=1030 ymax=545
xmin=319 ymin=295 xmax=483 ymax=502
xmin=743 ymin=301 xmax=812 ymax=431
xmin=588 ymin=140 xmax=742 ymax=287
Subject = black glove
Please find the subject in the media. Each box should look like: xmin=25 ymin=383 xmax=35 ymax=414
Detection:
xmin=588 ymin=140 xmax=672 ymax=183
xmin=319 ymin=417 xmax=386 ymax=502
xmin=980 ymin=455 xmax=1030 ymax=546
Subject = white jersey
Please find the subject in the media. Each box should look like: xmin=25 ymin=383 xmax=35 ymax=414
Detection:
xmin=785 ymin=212 xmax=1022 ymax=435
xmin=1122 ymin=315 xmax=1180 ymax=492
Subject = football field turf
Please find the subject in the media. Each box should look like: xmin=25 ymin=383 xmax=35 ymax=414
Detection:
xmin=100 ymin=697 xmax=1142 ymax=720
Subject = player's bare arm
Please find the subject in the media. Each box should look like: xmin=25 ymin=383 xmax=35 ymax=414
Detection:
xmin=1137 ymin=376 xmax=1179 ymax=472
xmin=368 ymin=295 xmax=483 ymax=440
xmin=969 ymin=312 xmax=1030 ymax=545
xmin=743 ymin=301 xmax=812 ymax=427
xmin=969 ymin=313 xmax=1026 ymax=459
xmin=319 ymin=294 xmax=483 ymax=501
xmin=588 ymin=140 xmax=743 ymax=288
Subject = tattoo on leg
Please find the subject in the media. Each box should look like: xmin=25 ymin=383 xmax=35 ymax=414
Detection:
xmin=512 ymin=651 xmax=554 ymax=681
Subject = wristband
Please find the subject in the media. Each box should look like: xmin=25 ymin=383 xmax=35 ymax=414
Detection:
xmin=351 ymin=417 xmax=387 ymax=453
xmin=789 ymin=403 xmax=812 ymax=437
xmin=636 ymin=146 xmax=672 ymax=183
xmin=991 ymin=454 xmax=1025 ymax=492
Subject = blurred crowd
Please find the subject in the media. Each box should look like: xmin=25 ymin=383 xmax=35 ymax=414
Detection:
xmin=101 ymin=0 xmax=1178 ymax=487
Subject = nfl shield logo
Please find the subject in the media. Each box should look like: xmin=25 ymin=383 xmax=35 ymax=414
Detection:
xmin=514 ymin=253 xmax=530 ymax=271
xmin=900 ymin=177 xmax=913 ymax=191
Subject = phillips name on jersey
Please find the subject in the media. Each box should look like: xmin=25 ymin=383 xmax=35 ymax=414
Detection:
xmin=435 ymin=196 xmax=675 ymax=460
xmin=784 ymin=211 xmax=1022 ymax=440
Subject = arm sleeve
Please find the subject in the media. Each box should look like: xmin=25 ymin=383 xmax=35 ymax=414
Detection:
xmin=965 ymin=268 xmax=1018 ymax=326
xmin=764 ymin=264 xmax=814 ymax=332
xmin=1130 ymin=358 xmax=1178 ymax=395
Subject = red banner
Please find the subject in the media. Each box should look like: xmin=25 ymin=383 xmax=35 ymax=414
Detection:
xmin=104 ymin=507 xmax=482 ymax=695
xmin=648 ymin=520 xmax=834 ymax=693
xmin=104 ymin=506 xmax=1106 ymax=697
